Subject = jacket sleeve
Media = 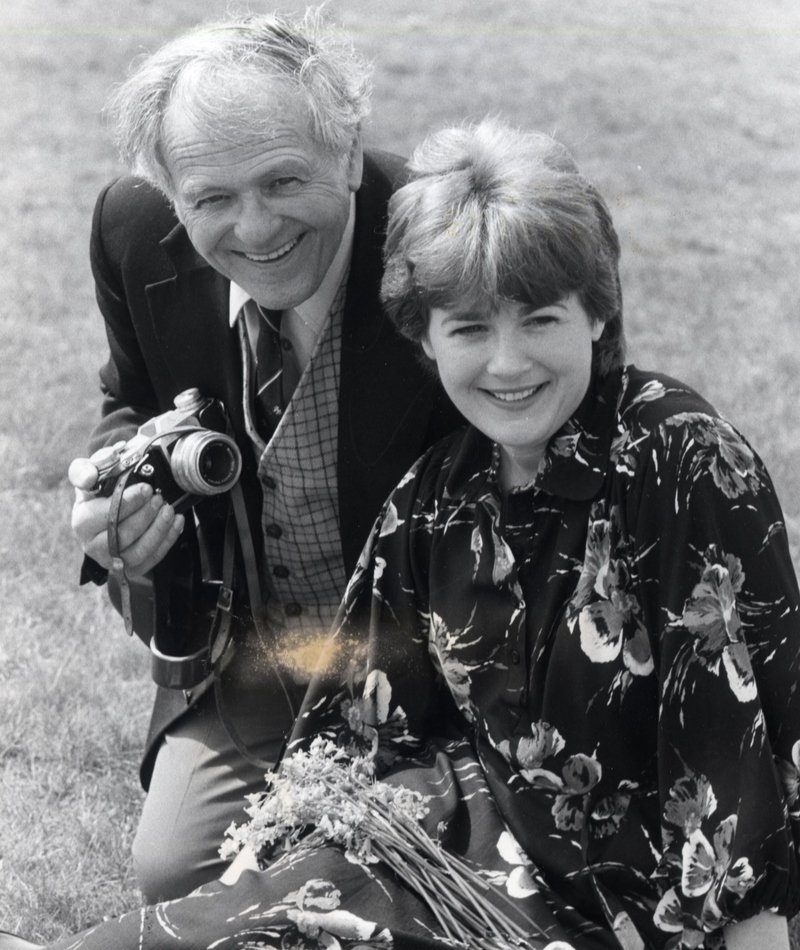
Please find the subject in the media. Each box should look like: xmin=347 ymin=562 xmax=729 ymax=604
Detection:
xmin=79 ymin=181 xmax=199 ymax=612
xmin=88 ymin=180 xmax=164 ymax=453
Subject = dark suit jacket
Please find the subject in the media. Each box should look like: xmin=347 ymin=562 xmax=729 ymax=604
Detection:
xmin=86 ymin=150 xmax=464 ymax=787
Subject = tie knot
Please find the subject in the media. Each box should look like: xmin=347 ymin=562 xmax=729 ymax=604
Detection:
xmin=256 ymin=304 xmax=282 ymax=333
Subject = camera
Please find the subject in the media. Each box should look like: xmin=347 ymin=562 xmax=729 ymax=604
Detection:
xmin=92 ymin=388 xmax=242 ymax=511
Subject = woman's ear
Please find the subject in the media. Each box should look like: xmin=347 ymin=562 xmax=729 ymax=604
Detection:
xmin=591 ymin=319 xmax=605 ymax=342
xmin=420 ymin=333 xmax=436 ymax=362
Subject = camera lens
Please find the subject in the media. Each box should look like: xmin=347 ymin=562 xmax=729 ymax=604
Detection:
xmin=170 ymin=431 xmax=242 ymax=496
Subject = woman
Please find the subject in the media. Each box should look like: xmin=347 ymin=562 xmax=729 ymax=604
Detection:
xmin=12 ymin=120 xmax=800 ymax=950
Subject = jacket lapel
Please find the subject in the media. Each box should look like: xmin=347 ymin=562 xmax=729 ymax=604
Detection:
xmin=146 ymin=222 xmax=244 ymax=429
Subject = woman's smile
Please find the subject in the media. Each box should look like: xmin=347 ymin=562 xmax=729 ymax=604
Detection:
xmin=481 ymin=382 xmax=548 ymax=404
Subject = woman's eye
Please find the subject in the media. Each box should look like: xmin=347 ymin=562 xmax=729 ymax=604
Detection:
xmin=451 ymin=324 xmax=487 ymax=337
xmin=526 ymin=315 xmax=558 ymax=328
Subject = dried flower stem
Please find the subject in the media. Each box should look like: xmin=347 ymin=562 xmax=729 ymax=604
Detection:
xmin=222 ymin=738 xmax=554 ymax=949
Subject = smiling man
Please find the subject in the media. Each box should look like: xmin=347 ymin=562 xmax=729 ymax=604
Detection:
xmin=68 ymin=10 xmax=461 ymax=902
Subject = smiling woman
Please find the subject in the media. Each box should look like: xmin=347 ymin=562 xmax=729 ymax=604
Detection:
xmin=422 ymin=297 xmax=603 ymax=488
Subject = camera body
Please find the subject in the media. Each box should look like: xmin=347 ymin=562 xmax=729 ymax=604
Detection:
xmin=94 ymin=388 xmax=242 ymax=512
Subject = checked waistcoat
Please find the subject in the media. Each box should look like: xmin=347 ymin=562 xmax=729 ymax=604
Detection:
xmin=239 ymin=276 xmax=349 ymax=687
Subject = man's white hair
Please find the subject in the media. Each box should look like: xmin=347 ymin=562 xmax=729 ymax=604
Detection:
xmin=107 ymin=8 xmax=372 ymax=197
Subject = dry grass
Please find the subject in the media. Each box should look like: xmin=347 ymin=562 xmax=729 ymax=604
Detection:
xmin=1 ymin=0 xmax=799 ymax=943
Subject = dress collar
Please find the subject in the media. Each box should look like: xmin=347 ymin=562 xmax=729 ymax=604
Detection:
xmin=446 ymin=367 xmax=625 ymax=504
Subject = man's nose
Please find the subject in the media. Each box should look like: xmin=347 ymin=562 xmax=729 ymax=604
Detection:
xmin=234 ymin=195 xmax=281 ymax=246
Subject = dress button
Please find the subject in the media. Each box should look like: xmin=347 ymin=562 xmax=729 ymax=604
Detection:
xmin=281 ymin=338 xmax=293 ymax=351
xmin=285 ymin=602 xmax=302 ymax=617
xmin=510 ymin=649 xmax=521 ymax=665
xmin=266 ymin=523 xmax=283 ymax=539
xmin=262 ymin=475 xmax=276 ymax=490
xmin=273 ymin=565 xmax=290 ymax=579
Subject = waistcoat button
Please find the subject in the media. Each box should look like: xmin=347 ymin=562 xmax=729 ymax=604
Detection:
xmin=266 ymin=523 xmax=283 ymax=539
xmin=262 ymin=475 xmax=277 ymax=490
xmin=273 ymin=565 xmax=290 ymax=579
xmin=285 ymin=602 xmax=302 ymax=617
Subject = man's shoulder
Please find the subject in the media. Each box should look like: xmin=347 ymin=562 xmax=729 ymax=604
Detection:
xmin=92 ymin=176 xmax=187 ymax=282
xmin=93 ymin=176 xmax=179 ymax=249
xmin=362 ymin=148 xmax=408 ymax=191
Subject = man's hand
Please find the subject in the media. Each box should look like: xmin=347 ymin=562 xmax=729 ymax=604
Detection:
xmin=69 ymin=454 xmax=185 ymax=577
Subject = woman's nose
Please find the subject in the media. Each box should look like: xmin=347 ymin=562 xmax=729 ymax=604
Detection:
xmin=486 ymin=329 xmax=532 ymax=376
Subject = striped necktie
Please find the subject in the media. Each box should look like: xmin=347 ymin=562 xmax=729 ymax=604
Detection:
xmin=254 ymin=305 xmax=286 ymax=438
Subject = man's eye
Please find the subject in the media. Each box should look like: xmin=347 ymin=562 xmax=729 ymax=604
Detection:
xmin=271 ymin=176 xmax=301 ymax=190
xmin=194 ymin=194 xmax=227 ymax=209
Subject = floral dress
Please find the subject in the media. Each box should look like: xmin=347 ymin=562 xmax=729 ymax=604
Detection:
xmin=47 ymin=366 xmax=800 ymax=950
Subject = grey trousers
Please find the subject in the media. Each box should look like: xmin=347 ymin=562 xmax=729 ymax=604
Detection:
xmin=131 ymin=685 xmax=292 ymax=903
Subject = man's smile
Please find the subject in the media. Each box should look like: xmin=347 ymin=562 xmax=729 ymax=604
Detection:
xmin=237 ymin=234 xmax=303 ymax=263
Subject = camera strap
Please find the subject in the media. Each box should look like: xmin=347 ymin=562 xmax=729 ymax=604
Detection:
xmin=107 ymin=467 xmax=136 ymax=637
xmin=210 ymin=481 xmax=298 ymax=772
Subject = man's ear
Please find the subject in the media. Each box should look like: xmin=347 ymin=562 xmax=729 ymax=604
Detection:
xmin=345 ymin=133 xmax=364 ymax=192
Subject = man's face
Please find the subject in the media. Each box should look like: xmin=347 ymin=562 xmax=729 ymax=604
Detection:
xmin=163 ymin=94 xmax=362 ymax=310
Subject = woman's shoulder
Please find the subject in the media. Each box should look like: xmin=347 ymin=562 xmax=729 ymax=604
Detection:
xmin=617 ymin=366 xmax=720 ymax=427
xmin=615 ymin=365 xmax=737 ymax=452
xmin=613 ymin=366 xmax=766 ymax=499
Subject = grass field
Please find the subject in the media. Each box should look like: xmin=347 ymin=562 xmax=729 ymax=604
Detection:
xmin=1 ymin=0 xmax=799 ymax=943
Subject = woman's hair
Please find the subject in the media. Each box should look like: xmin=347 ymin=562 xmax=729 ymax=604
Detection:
xmin=381 ymin=119 xmax=625 ymax=376
xmin=107 ymin=8 xmax=373 ymax=197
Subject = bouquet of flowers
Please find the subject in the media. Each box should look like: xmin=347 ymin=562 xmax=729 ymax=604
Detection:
xmin=222 ymin=737 xmax=573 ymax=950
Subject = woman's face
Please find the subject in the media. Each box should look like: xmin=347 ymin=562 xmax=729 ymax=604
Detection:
xmin=422 ymin=295 xmax=603 ymax=480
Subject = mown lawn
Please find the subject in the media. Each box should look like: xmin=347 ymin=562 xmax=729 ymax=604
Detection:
xmin=1 ymin=0 xmax=799 ymax=943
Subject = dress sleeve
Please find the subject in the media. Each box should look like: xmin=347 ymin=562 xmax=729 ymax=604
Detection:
xmin=628 ymin=411 xmax=800 ymax=932
xmin=289 ymin=448 xmax=447 ymax=770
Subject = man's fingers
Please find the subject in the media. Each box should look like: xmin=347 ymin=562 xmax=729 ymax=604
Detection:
xmin=123 ymin=508 xmax=185 ymax=577
xmin=112 ymin=490 xmax=164 ymax=551
xmin=68 ymin=458 xmax=100 ymax=492
xmin=128 ymin=513 xmax=186 ymax=577
xmin=71 ymin=483 xmax=155 ymax=544
xmin=71 ymin=455 xmax=186 ymax=574
xmin=68 ymin=443 xmax=126 ymax=493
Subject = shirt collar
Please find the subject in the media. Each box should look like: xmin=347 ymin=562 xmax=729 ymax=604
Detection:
xmin=229 ymin=192 xmax=356 ymax=327
xmin=447 ymin=367 xmax=625 ymax=504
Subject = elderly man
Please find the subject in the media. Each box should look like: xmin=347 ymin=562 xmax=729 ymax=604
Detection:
xmin=69 ymin=10 xmax=461 ymax=902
